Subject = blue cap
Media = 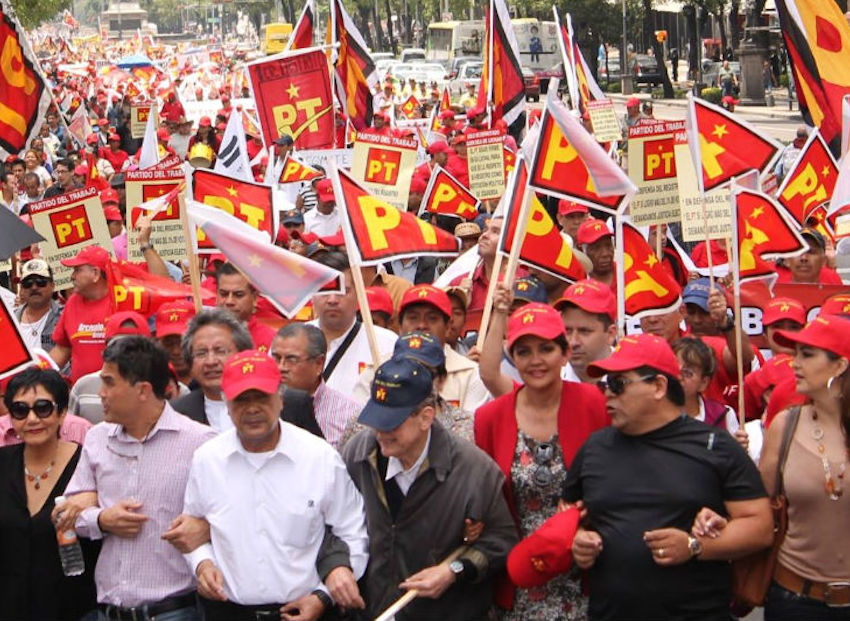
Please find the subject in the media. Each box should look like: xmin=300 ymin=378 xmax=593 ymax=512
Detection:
xmin=394 ymin=331 xmax=446 ymax=369
xmin=682 ymin=277 xmax=712 ymax=312
xmin=282 ymin=210 xmax=304 ymax=225
xmin=358 ymin=357 xmax=434 ymax=431
xmin=513 ymin=275 xmax=549 ymax=305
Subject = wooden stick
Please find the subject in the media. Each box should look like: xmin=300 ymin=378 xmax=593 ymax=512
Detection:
xmin=502 ymin=188 xmax=534 ymax=292
xmin=179 ymin=195 xmax=203 ymax=313
xmin=373 ymin=547 xmax=468 ymax=621
xmin=614 ymin=215 xmax=627 ymax=339
xmin=349 ymin=263 xmax=381 ymax=367
xmin=700 ymin=195 xmax=715 ymax=288
xmin=474 ymin=251 xmax=503 ymax=350
xmin=655 ymin=224 xmax=663 ymax=260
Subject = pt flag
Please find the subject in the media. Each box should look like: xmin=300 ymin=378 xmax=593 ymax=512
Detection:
xmin=285 ymin=0 xmax=314 ymax=51
xmin=419 ymin=166 xmax=480 ymax=221
xmin=192 ymin=169 xmax=275 ymax=253
xmin=328 ymin=0 xmax=378 ymax=131
xmin=279 ymin=155 xmax=323 ymax=184
xmin=400 ymin=95 xmax=421 ymax=119
xmin=0 ymin=1 xmax=50 ymax=158
xmin=775 ymin=0 xmax=850 ymax=154
xmin=479 ymin=0 xmax=525 ymax=126
xmin=622 ymin=222 xmax=682 ymax=319
xmin=187 ymin=201 xmax=341 ymax=318
xmin=0 ymin=294 xmax=34 ymax=379
xmin=498 ymin=157 xmax=586 ymax=284
xmin=776 ymin=129 xmax=839 ymax=225
xmin=686 ymin=94 xmax=781 ymax=193
xmin=247 ymin=48 xmax=335 ymax=151
xmin=106 ymin=260 xmax=206 ymax=315
xmin=331 ymin=165 xmax=460 ymax=266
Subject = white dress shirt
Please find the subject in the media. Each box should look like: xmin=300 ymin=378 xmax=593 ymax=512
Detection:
xmin=183 ymin=421 xmax=369 ymax=605
xmin=303 ymin=207 xmax=341 ymax=237
xmin=385 ymin=430 xmax=431 ymax=495
xmin=203 ymin=396 xmax=234 ymax=433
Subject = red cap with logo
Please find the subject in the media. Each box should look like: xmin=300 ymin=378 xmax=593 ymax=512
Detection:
xmin=507 ymin=507 xmax=580 ymax=588
xmin=104 ymin=311 xmax=151 ymax=339
xmin=762 ymin=297 xmax=806 ymax=327
xmin=60 ymin=245 xmax=110 ymax=270
xmin=555 ymin=279 xmax=616 ymax=322
xmin=103 ymin=206 xmax=122 ymax=222
xmin=155 ymin=299 xmax=196 ymax=338
xmin=221 ymin=350 xmax=281 ymax=400
xmin=316 ymin=179 xmax=335 ymax=203
xmin=587 ymin=333 xmax=681 ymax=378
xmin=773 ymin=315 xmax=850 ymax=360
xmin=557 ymin=199 xmax=589 ymax=216
xmin=820 ymin=293 xmax=850 ymax=319
xmin=577 ymin=219 xmax=612 ymax=245
xmin=86 ymin=133 xmax=99 ymax=145
xmin=363 ymin=286 xmax=394 ymax=317
xmin=101 ymin=188 xmax=120 ymax=205
xmin=506 ymin=303 xmax=567 ymax=350
xmin=399 ymin=284 xmax=452 ymax=318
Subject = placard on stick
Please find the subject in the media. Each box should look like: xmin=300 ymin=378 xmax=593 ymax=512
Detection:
xmin=627 ymin=120 xmax=685 ymax=226
xmin=125 ymin=168 xmax=189 ymax=263
xmin=587 ymin=99 xmax=622 ymax=143
xmin=674 ymin=133 xmax=732 ymax=242
xmin=467 ymin=129 xmax=505 ymax=201
xmin=350 ymin=133 xmax=418 ymax=210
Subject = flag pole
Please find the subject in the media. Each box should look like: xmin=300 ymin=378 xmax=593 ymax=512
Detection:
xmin=179 ymin=195 xmax=203 ymax=312
xmin=615 ymin=214 xmax=626 ymax=339
xmin=349 ymin=262 xmax=381 ymax=366
xmin=728 ymin=186 xmax=746 ymax=428
xmin=474 ymin=252 xmax=503 ymax=350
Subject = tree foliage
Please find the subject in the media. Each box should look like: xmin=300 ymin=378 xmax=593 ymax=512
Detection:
xmin=9 ymin=0 xmax=71 ymax=29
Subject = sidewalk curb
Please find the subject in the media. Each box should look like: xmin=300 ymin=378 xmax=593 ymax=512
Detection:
xmin=605 ymin=92 xmax=802 ymax=121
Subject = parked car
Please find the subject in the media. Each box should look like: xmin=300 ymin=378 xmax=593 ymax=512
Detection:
xmin=406 ymin=63 xmax=450 ymax=90
xmin=522 ymin=67 xmax=540 ymax=102
xmin=448 ymin=60 xmax=483 ymax=96
xmin=400 ymin=47 xmax=426 ymax=63
xmin=599 ymin=58 xmax=622 ymax=81
xmin=447 ymin=55 xmax=480 ymax=79
xmin=631 ymin=54 xmax=662 ymax=86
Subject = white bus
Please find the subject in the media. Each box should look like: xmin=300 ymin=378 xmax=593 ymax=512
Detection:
xmin=426 ymin=21 xmax=485 ymax=64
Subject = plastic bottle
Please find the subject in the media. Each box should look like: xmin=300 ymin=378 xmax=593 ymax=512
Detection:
xmin=54 ymin=496 xmax=85 ymax=576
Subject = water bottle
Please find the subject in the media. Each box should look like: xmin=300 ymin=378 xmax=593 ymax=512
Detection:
xmin=54 ymin=495 xmax=85 ymax=577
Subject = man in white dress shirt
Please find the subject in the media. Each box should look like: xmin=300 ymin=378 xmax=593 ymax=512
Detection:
xmin=183 ymin=349 xmax=369 ymax=621
xmin=303 ymin=179 xmax=342 ymax=238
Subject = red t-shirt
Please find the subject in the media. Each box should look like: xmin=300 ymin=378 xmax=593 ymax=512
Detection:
xmin=743 ymin=354 xmax=795 ymax=421
xmin=774 ymin=263 xmax=844 ymax=285
xmin=101 ymin=148 xmax=128 ymax=172
xmin=52 ymin=293 xmax=111 ymax=383
xmin=690 ymin=240 xmax=728 ymax=268
xmin=764 ymin=376 xmax=806 ymax=428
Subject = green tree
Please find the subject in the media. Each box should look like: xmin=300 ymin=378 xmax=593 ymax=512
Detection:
xmin=10 ymin=0 xmax=71 ymax=29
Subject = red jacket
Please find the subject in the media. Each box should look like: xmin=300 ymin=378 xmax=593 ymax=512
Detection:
xmin=474 ymin=380 xmax=609 ymax=609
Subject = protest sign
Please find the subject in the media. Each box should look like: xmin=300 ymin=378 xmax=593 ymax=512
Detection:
xmin=675 ymin=132 xmax=732 ymax=242
xmin=125 ymin=168 xmax=188 ymax=262
xmin=467 ymin=129 xmax=506 ymax=201
xmin=350 ymin=132 xmax=418 ymax=209
xmin=130 ymin=103 xmax=154 ymax=139
xmin=587 ymin=99 xmax=622 ymax=143
xmin=627 ymin=120 xmax=685 ymax=226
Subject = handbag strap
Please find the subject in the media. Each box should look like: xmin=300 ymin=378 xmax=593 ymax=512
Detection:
xmin=322 ymin=321 xmax=361 ymax=382
xmin=774 ymin=405 xmax=801 ymax=496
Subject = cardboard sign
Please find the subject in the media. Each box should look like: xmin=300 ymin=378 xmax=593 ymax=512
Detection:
xmin=297 ymin=148 xmax=353 ymax=170
xmin=467 ymin=129 xmax=506 ymax=201
xmin=350 ymin=132 xmax=418 ymax=210
xmin=130 ymin=103 xmax=154 ymax=139
xmin=674 ymin=133 xmax=732 ymax=243
xmin=125 ymin=168 xmax=188 ymax=262
xmin=28 ymin=186 xmax=114 ymax=290
xmin=627 ymin=120 xmax=685 ymax=226
xmin=587 ymin=99 xmax=622 ymax=143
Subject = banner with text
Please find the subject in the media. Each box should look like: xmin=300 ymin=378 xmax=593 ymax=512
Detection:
xmin=587 ymin=99 xmax=622 ymax=143
xmin=628 ymin=120 xmax=685 ymax=225
xmin=467 ymin=129 xmax=506 ymax=200
xmin=125 ymin=168 xmax=188 ymax=262
xmin=350 ymin=132 xmax=418 ymax=210
xmin=675 ymin=134 xmax=732 ymax=242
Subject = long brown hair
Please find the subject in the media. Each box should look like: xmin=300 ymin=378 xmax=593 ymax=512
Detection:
xmin=826 ymin=351 xmax=850 ymax=450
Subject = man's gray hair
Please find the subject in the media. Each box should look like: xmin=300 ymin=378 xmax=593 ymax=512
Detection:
xmin=275 ymin=323 xmax=327 ymax=358
xmin=181 ymin=307 xmax=253 ymax=364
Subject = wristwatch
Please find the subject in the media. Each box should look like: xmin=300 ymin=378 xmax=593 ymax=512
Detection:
xmin=311 ymin=589 xmax=333 ymax=610
xmin=718 ymin=312 xmax=735 ymax=333
xmin=687 ymin=535 xmax=703 ymax=559
xmin=139 ymin=242 xmax=154 ymax=253
xmin=449 ymin=559 xmax=465 ymax=580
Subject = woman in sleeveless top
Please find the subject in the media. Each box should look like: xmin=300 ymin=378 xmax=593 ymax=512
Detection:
xmin=760 ymin=316 xmax=850 ymax=620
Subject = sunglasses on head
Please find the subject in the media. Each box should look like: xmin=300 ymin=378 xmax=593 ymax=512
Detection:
xmin=9 ymin=399 xmax=57 ymax=420
xmin=600 ymin=374 xmax=657 ymax=396
xmin=21 ymin=277 xmax=49 ymax=289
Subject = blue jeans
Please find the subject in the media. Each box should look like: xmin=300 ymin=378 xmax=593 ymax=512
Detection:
xmin=765 ymin=583 xmax=850 ymax=621
xmin=96 ymin=605 xmax=200 ymax=621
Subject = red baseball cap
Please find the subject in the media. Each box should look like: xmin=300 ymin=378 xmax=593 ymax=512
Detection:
xmin=399 ymin=284 xmax=452 ymax=319
xmin=155 ymin=299 xmax=196 ymax=338
xmin=60 ymin=245 xmax=110 ymax=270
xmin=108 ymin=132 xmax=121 ymax=142
xmin=103 ymin=206 xmax=122 ymax=222
xmin=290 ymin=230 xmax=318 ymax=245
xmin=410 ymin=176 xmax=427 ymax=195
xmin=73 ymin=164 xmax=88 ymax=176
xmin=820 ymin=293 xmax=850 ymax=319
xmin=577 ymin=219 xmax=612 ymax=245
xmin=626 ymin=97 xmax=640 ymax=108
xmin=156 ymin=128 xmax=170 ymax=141
xmin=86 ymin=133 xmax=99 ymax=145
xmin=427 ymin=140 xmax=450 ymax=155
xmin=221 ymin=349 xmax=281 ymax=400
xmin=101 ymin=188 xmax=120 ymax=205
xmin=451 ymin=133 xmax=468 ymax=146
xmin=316 ymin=179 xmax=335 ymax=203
xmin=364 ymin=286 xmax=394 ymax=316
xmin=762 ymin=297 xmax=806 ymax=327
xmin=557 ymin=200 xmax=588 ymax=216
xmin=439 ymin=109 xmax=455 ymax=120
xmin=506 ymin=303 xmax=566 ymax=350
xmin=773 ymin=315 xmax=850 ymax=360
xmin=507 ymin=507 xmax=580 ymax=588
xmin=587 ymin=333 xmax=681 ymax=378
xmin=467 ymin=104 xmax=485 ymax=118
xmin=199 ymin=116 xmax=212 ymax=127
xmin=555 ymin=278 xmax=616 ymax=322
xmin=318 ymin=230 xmax=345 ymax=247
xmin=104 ymin=311 xmax=151 ymax=339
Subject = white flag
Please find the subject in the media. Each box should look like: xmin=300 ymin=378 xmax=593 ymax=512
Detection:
xmin=137 ymin=105 xmax=160 ymax=170
xmin=214 ymin=108 xmax=253 ymax=182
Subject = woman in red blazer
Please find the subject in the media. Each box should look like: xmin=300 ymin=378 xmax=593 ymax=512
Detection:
xmin=475 ymin=302 xmax=609 ymax=620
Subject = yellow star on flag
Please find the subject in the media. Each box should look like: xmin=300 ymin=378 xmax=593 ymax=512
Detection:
xmin=248 ymin=254 xmax=262 ymax=267
xmin=822 ymin=165 xmax=831 ymax=178
xmin=644 ymin=254 xmax=659 ymax=268
xmin=711 ymin=124 xmax=728 ymax=140
xmin=751 ymin=206 xmax=764 ymax=218
xmin=287 ymin=83 xmax=300 ymax=99
xmin=226 ymin=185 xmax=238 ymax=197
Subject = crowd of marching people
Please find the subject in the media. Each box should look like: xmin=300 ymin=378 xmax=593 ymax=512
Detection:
xmin=1 ymin=11 xmax=850 ymax=621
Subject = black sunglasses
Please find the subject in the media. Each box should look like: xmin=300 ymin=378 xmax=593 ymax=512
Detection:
xmin=600 ymin=374 xmax=657 ymax=396
xmin=21 ymin=277 xmax=50 ymax=289
xmin=9 ymin=399 xmax=57 ymax=420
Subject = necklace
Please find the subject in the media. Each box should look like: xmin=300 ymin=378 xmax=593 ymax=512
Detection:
xmin=811 ymin=413 xmax=847 ymax=500
xmin=22 ymin=308 xmax=49 ymax=337
xmin=24 ymin=460 xmax=55 ymax=490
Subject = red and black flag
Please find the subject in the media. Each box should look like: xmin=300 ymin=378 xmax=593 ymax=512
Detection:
xmin=328 ymin=0 xmax=378 ymax=131
xmin=478 ymin=0 xmax=525 ymax=127
xmin=285 ymin=0 xmax=314 ymax=51
xmin=775 ymin=0 xmax=850 ymax=154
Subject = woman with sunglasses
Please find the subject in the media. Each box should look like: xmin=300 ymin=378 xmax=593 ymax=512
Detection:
xmin=475 ymin=302 xmax=608 ymax=620
xmin=0 ymin=367 xmax=98 ymax=620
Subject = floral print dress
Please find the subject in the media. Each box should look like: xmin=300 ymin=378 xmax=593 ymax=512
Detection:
xmin=497 ymin=431 xmax=588 ymax=621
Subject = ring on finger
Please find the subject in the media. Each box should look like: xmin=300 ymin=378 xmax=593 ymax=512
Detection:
xmin=657 ymin=547 xmax=665 ymax=558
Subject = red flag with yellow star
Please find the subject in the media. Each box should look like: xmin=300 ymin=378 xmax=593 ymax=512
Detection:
xmin=733 ymin=187 xmax=808 ymax=283
xmin=622 ymin=222 xmax=682 ymax=318
xmin=331 ymin=165 xmax=460 ymax=265
xmin=685 ymin=95 xmax=782 ymax=193
xmin=400 ymin=95 xmax=421 ymax=120
xmin=419 ymin=165 xmax=480 ymax=221
xmin=106 ymin=259 xmax=209 ymax=316
xmin=0 ymin=295 xmax=35 ymax=379
xmin=192 ymin=169 xmax=275 ymax=253
xmin=776 ymin=0 xmax=850 ymax=154
xmin=247 ymin=47 xmax=335 ymax=151
xmin=776 ymin=130 xmax=839 ymax=225
xmin=279 ymin=155 xmax=323 ymax=184
xmin=187 ymin=201 xmax=341 ymax=318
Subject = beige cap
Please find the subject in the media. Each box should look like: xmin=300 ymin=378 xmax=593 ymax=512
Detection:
xmin=20 ymin=259 xmax=51 ymax=280
xmin=454 ymin=222 xmax=481 ymax=238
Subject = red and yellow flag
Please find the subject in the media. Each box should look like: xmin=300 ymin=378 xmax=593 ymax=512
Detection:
xmin=0 ymin=296 xmax=35 ymax=379
xmin=776 ymin=130 xmax=839 ymax=225
xmin=478 ymin=0 xmax=525 ymax=126
xmin=686 ymin=96 xmax=781 ymax=193
xmin=328 ymin=0 xmax=377 ymax=131
xmin=400 ymin=95 xmax=421 ymax=120
xmin=286 ymin=0 xmax=314 ymax=51
xmin=107 ymin=260 xmax=208 ymax=316
xmin=622 ymin=222 xmax=682 ymax=318
xmin=420 ymin=166 xmax=480 ymax=221
xmin=332 ymin=166 xmax=459 ymax=265
xmin=279 ymin=155 xmax=323 ymax=184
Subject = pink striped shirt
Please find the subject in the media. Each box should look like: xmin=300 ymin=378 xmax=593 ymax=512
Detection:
xmin=312 ymin=381 xmax=361 ymax=450
xmin=65 ymin=403 xmax=215 ymax=607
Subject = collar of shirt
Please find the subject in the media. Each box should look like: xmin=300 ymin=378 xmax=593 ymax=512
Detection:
xmin=108 ymin=401 xmax=182 ymax=444
xmin=221 ymin=420 xmax=295 ymax=465
xmin=386 ymin=429 xmax=431 ymax=495
xmin=324 ymin=318 xmax=357 ymax=350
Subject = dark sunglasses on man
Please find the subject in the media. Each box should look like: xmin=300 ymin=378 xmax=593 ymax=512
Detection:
xmin=598 ymin=374 xmax=657 ymax=396
xmin=21 ymin=277 xmax=50 ymax=289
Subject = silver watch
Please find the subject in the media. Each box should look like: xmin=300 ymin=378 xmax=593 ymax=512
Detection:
xmin=449 ymin=559 xmax=464 ymax=577
xmin=687 ymin=535 xmax=703 ymax=558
